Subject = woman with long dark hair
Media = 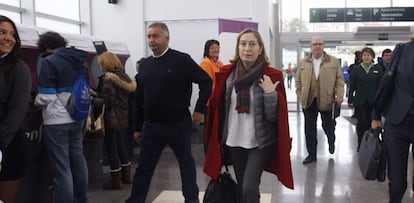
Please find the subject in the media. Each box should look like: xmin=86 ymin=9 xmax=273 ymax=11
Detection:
xmin=0 ymin=15 xmax=32 ymax=203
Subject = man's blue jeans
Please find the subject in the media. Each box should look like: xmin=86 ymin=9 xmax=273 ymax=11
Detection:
xmin=125 ymin=120 xmax=199 ymax=203
xmin=43 ymin=121 xmax=89 ymax=203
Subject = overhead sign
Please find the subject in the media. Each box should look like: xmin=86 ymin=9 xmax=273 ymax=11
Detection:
xmin=310 ymin=7 xmax=414 ymax=22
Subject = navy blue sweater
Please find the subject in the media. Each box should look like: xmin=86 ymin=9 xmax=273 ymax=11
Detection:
xmin=135 ymin=49 xmax=212 ymax=131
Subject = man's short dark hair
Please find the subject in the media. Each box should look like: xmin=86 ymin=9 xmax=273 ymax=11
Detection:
xmin=382 ymin=48 xmax=392 ymax=57
xmin=37 ymin=31 xmax=68 ymax=53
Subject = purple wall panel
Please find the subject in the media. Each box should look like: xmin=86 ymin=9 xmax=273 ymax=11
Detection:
xmin=218 ymin=19 xmax=258 ymax=34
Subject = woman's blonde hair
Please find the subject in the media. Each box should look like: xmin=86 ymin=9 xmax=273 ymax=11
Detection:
xmin=99 ymin=51 xmax=123 ymax=72
xmin=229 ymin=28 xmax=270 ymax=66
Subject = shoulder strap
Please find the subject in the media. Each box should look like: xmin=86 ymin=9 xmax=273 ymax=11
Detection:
xmin=387 ymin=43 xmax=405 ymax=77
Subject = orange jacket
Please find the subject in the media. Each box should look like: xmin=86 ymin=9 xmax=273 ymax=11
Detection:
xmin=203 ymin=64 xmax=294 ymax=189
xmin=199 ymin=57 xmax=223 ymax=92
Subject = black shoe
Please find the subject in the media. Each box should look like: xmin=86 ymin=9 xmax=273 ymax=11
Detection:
xmin=302 ymin=155 xmax=316 ymax=164
xmin=329 ymin=143 xmax=335 ymax=154
xmin=185 ymin=199 xmax=199 ymax=203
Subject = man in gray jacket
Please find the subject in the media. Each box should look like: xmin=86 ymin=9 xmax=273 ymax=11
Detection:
xmin=295 ymin=36 xmax=345 ymax=164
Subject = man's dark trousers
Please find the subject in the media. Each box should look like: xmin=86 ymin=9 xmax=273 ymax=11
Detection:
xmin=125 ymin=120 xmax=199 ymax=203
xmin=384 ymin=112 xmax=414 ymax=203
xmin=303 ymin=99 xmax=336 ymax=158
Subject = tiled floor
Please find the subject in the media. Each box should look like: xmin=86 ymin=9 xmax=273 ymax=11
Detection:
xmin=151 ymin=191 xmax=271 ymax=203
xmin=76 ymin=87 xmax=414 ymax=202
xmin=84 ymin=108 xmax=414 ymax=203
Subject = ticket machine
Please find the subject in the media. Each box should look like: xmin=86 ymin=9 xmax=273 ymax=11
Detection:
xmin=16 ymin=25 xmax=53 ymax=203
xmin=18 ymin=26 xmax=41 ymax=94
xmin=91 ymin=40 xmax=132 ymax=87
xmin=61 ymin=33 xmax=99 ymax=88
xmin=100 ymin=40 xmax=130 ymax=66
xmin=93 ymin=40 xmax=132 ymax=76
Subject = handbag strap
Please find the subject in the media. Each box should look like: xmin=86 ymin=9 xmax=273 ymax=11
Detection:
xmin=221 ymin=164 xmax=230 ymax=173
xmin=372 ymin=127 xmax=384 ymax=141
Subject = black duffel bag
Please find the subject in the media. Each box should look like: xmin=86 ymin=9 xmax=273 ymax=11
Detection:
xmin=203 ymin=165 xmax=239 ymax=203
xmin=358 ymin=128 xmax=387 ymax=182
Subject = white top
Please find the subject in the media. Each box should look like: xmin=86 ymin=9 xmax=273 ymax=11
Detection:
xmin=312 ymin=57 xmax=322 ymax=79
xmin=153 ymin=47 xmax=169 ymax=58
xmin=226 ymin=86 xmax=258 ymax=148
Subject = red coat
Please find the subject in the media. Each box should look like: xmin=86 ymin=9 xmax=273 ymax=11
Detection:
xmin=203 ymin=64 xmax=294 ymax=189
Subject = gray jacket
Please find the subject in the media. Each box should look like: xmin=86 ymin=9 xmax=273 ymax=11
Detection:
xmin=222 ymin=70 xmax=278 ymax=148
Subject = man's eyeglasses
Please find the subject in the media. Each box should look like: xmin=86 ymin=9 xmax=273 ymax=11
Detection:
xmin=311 ymin=43 xmax=324 ymax=46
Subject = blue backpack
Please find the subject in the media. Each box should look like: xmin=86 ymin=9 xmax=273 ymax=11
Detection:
xmin=66 ymin=74 xmax=91 ymax=121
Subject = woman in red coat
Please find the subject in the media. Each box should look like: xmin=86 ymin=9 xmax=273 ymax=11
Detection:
xmin=203 ymin=28 xmax=294 ymax=203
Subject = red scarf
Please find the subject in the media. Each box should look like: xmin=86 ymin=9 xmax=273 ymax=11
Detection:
xmin=233 ymin=61 xmax=262 ymax=113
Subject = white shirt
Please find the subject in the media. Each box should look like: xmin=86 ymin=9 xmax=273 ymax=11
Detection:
xmin=226 ymin=87 xmax=258 ymax=149
xmin=312 ymin=57 xmax=322 ymax=79
xmin=153 ymin=47 xmax=169 ymax=58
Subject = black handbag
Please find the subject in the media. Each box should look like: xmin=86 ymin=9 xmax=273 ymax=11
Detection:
xmin=374 ymin=43 xmax=405 ymax=114
xmin=21 ymin=109 xmax=43 ymax=144
xmin=358 ymin=128 xmax=387 ymax=181
xmin=20 ymin=96 xmax=43 ymax=144
xmin=203 ymin=165 xmax=240 ymax=203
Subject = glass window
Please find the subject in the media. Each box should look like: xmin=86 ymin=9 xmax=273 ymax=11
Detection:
xmin=36 ymin=17 xmax=80 ymax=34
xmin=0 ymin=0 xmax=20 ymax=7
xmin=0 ymin=9 xmax=21 ymax=24
xmin=282 ymin=45 xmax=298 ymax=111
xmin=346 ymin=0 xmax=390 ymax=7
xmin=281 ymin=0 xmax=306 ymax=32
xmin=281 ymin=0 xmax=301 ymax=22
xmin=35 ymin=0 xmax=79 ymax=21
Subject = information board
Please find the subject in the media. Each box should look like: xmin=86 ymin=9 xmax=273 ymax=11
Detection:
xmin=310 ymin=7 xmax=414 ymax=22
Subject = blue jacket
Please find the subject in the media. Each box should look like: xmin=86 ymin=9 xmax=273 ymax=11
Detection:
xmin=35 ymin=47 xmax=88 ymax=125
xmin=341 ymin=65 xmax=349 ymax=81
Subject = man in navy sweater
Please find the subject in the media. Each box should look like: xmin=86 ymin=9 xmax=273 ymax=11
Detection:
xmin=125 ymin=22 xmax=211 ymax=203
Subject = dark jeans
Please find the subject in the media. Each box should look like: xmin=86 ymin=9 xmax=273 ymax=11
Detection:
xmin=125 ymin=120 xmax=198 ymax=203
xmin=303 ymin=99 xmax=336 ymax=158
xmin=104 ymin=129 xmax=130 ymax=171
xmin=228 ymin=145 xmax=273 ymax=203
xmin=287 ymin=75 xmax=293 ymax=89
xmin=384 ymin=112 xmax=414 ymax=203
